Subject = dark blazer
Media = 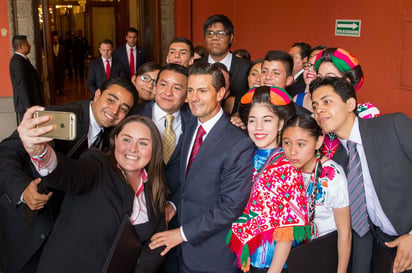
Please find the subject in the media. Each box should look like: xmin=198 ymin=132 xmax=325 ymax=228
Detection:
xmin=199 ymin=54 xmax=250 ymax=101
xmin=172 ymin=113 xmax=254 ymax=272
xmin=131 ymin=102 xmax=195 ymax=199
xmin=33 ymin=150 xmax=165 ymax=273
xmin=112 ymin=44 xmax=148 ymax=79
xmin=333 ymin=113 xmax=412 ymax=235
xmin=9 ymin=53 xmax=43 ymax=113
xmin=286 ymin=72 xmax=306 ymax=97
xmin=87 ymin=57 xmax=126 ymax=96
xmin=53 ymin=44 xmax=67 ymax=91
xmin=0 ymin=100 xmax=99 ymax=273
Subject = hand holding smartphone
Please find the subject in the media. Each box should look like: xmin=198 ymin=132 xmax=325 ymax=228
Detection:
xmin=33 ymin=111 xmax=77 ymax=140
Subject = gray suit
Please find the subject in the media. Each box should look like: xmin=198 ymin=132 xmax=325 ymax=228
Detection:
xmin=333 ymin=113 xmax=412 ymax=273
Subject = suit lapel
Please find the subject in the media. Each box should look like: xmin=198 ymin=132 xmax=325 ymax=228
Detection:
xmin=185 ymin=115 xmax=226 ymax=181
xmin=359 ymin=119 xmax=380 ymax=193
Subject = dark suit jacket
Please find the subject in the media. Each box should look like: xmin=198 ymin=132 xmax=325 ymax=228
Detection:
xmin=112 ymin=44 xmax=148 ymax=79
xmin=131 ymin=102 xmax=195 ymax=199
xmin=87 ymin=57 xmax=126 ymax=96
xmin=53 ymin=44 xmax=67 ymax=91
xmin=34 ymin=150 xmax=165 ymax=273
xmin=9 ymin=53 xmax=43 ymax=113
xmin=0 ymin=100 xmax=101 ymax=273
xmin=172 ymin=113 xmax=254 ymax=271
xmin=200 ymin=54 xmax=250 ymax=102
xmin=286 ymin=72 xmax=305 ymax=97
xmin=333 ymin=114 xmax=412 ymax=235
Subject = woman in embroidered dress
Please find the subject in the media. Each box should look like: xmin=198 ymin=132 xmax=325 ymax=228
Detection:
xmin=313 ymin=48 xmax=380 ymax=158
xmin=282 ymin=114 xmax=351 ymax=273
xmin=226 ymin=86 xmax=311 ymax=273
xmin=17 ymin=111 xmax=166 ymax=273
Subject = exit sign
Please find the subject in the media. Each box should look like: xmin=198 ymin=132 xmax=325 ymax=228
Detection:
xmin=335 ymin=20 xmax=361 ymax=37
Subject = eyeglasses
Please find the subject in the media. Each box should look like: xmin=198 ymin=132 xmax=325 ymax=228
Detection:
xmin=140 ymin=74 xmax=156 ymax=85
xmin=205 ymin=30 xmax=228 ymax=38
xmin=303 ymin=62 xmax=315 ymax=70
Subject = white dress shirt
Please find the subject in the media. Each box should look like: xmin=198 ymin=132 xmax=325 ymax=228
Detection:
xmin=339 ymin=117 xmax=398 ymax=236
xmin=208 ymin=52 xmax=232 ymax=71
xmin=88 ymin=102 xmax=104 ymax=147
xmin=152 ymin=102 xmax=182 ymax=146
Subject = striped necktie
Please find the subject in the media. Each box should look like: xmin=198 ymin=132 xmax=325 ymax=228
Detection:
xmin=186 ymin=125 xmax=206 ymax=176
xmin=347 ymin=140 xmax=370 ymax=237
xmin=162 ymin=114 xmax=176 ymax=164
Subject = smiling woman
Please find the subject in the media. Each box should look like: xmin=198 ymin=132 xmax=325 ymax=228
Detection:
xmin=17 ymin=111 xmax=167 ymax=273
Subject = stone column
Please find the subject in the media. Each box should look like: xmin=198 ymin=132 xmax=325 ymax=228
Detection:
xmin=160 ymin=0 xmax=174 ymax=65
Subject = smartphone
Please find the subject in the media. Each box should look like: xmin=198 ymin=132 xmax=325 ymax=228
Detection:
xmin=33 ymin=110 xmax=77 ymax=140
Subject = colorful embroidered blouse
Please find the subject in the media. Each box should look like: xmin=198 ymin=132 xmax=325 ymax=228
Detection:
xmin=226 ymin=147 xmax=311 ymax=272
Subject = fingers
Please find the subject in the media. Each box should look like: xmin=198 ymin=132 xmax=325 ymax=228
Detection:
xmin=388 ymin=234 xmax=412 ymax=273
xmin=23 ymin=178 xmax=53 ymax=210
xmin=149 ymin=229 xmax=183 ymax=256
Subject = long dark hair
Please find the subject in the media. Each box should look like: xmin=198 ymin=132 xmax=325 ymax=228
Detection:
xmin=109 ymin=115 xmax=166 ymax=214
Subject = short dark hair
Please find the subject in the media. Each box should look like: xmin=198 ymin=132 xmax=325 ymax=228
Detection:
xmin=157 ymin=63 xmax=189 ymax=82
xmin=291 ymin=42 xmax=312 ymax=59
xmin=203 ymin=14 xmax=234 ymax=36
xmin=99 ymin=39 xmax=113 ymax=47
xmin=194 ymin=45 xmax=208 ymax=59
xmin=99 ymin=77 xmax=139 ymax=106
xmin=264 ymin=50 xmax=294 ymax=77
xmin=12 ymin=35 xmax=27 ymax=51
xmin=168 ymin=37 xmax=194 ymax=57
xmin=188 ymin=62 xmax=225 ymax=92
xmin=309 ymin=77 xmax=357 ymax=113
xmin=233 ymin=49 xmax=251 ymax=61
xmin=136 ymin=62 xmax=162 ymax=77
xmin=282 ymin=114 xmax=322 ymax=141
xmin=126 ymin=27 xmax=138 ymax=36
xmin=239 ymin=86 xmax=296 ymax=126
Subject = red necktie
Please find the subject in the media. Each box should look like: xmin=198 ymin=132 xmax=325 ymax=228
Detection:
xmin=186 ymin=125 xmax=206 ymax=176
xmin=105 ymin=59 xmax=110 ymax=79
xmin=130 ymin=47 xmax=135 ymax=77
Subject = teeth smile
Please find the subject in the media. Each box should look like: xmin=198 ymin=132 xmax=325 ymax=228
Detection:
xmin=126 ymin=155 xmax=138 ymax=160
xmin=104 ymin=113 xmax=114 ymax=121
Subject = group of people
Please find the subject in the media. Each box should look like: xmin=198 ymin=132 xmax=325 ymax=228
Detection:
xmin=3 ymin=13 xmax=412 ymax=273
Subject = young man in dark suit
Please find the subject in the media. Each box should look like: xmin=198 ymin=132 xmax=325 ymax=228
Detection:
xmin=0 ymin=77 xmax=137 ymax=273
xmin=112 ymin=27 xmax=148 ymax=79
xmin=9 ymin=35 xmax=43 ymax=123
xmin=149 ymin=62 xmax=254 ymax=273
xmin=310 ymin=76 xmax=412 ymax=273
xmin=198 ymin=14 xmax=250 ymax=114
xmin=87 ymin=39 xmax=126 ymax=96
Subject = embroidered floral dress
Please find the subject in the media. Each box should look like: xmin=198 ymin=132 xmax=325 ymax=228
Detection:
xmin=226 ymin=147 xmax=311 ymax=272
xmin=303 ymin=159 xmax=349 ymax=238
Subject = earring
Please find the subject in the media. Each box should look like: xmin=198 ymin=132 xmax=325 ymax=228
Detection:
xmin=277 ymin=130 xmax=282 ymax=145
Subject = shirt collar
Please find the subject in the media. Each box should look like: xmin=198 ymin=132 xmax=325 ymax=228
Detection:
xmin=197 ymin=108 xmax=224 ymax=135
xmin=89 ymin=102 xmax=103 ymax=138
xmin=294 ymin=69 xmax=304 ymax=80
xmin=15 ymin=52 xmax=27 ymax=59
xmin=208 ymin=52 xmax=232 ymax=71
xmin=339 ymin=117 xmax=362 ymax=152
xmin=126 ymin=44 xmax=135 ymax=51
xmin=101 ymin=56 xmax=112 ymax=62
xmin=153 ymin=102 xmax=181 ymax=123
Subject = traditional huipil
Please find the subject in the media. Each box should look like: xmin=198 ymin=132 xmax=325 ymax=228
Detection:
xmin=226 ymin=147 xmax=311 ymax=272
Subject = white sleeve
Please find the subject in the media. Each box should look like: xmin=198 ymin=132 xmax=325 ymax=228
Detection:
xmin=324 ymin=160 xmax=349 ymax=209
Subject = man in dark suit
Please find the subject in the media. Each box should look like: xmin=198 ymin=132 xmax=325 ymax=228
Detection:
xmin=198 ymin=14 xmax=250 ymax=114
xmin=286 ymin=42 xmax=311 ymax=97
xmin=113 ymin=27 xmax=147 ymax=79
xmin=87 ymin=39 xmax=126 ymax=96
xmin=149 ymin=62 xmax=254 ymax=273
xmin=0 ymin=77 xmax=137 ymax=273
xmin=52 ymin=34 xmax=67 ymax=95
xmin=9 ymin=35 xmax=43 ymax=123
xmin=310 ymin=77 xmax=412 ymax=273
xmin=131 ymin=63 xmax=194 ymax=273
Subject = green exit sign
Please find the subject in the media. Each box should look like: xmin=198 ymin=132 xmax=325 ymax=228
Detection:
xmin=335 ymin=20 xmax=361 ymax=37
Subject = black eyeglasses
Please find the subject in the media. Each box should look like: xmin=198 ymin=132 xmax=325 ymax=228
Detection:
xmin=140 ymin=74 xmax=156 ymax=85
xmin=205 ymin=30 xmax=228 ymax=38
xmin=303 ymin=62 xmax=315 ymax=70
